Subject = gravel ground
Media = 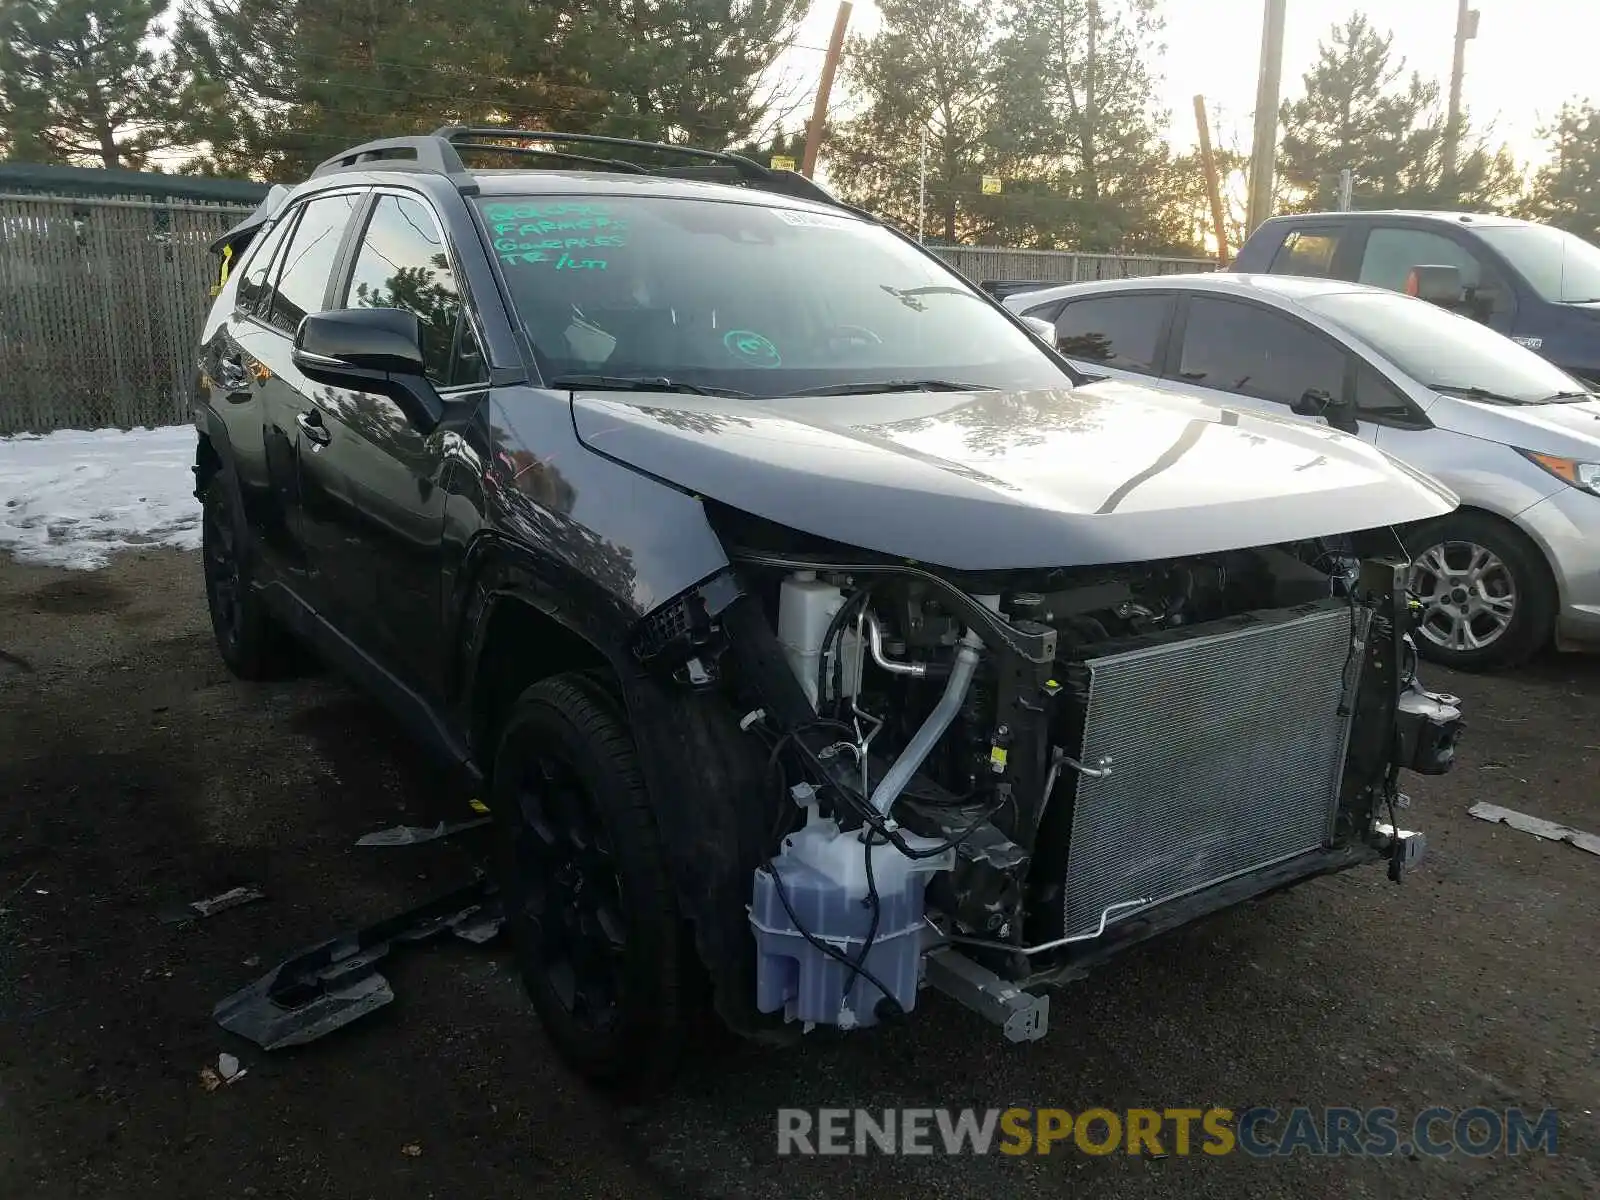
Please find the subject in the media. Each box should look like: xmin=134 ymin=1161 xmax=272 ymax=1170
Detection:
xmin=0 ymin=548 xmax=1595 ymax=1200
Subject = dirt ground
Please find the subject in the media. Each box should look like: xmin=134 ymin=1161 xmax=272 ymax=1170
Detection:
xmin=0 ymin=547 xmax=1595 ymax=1200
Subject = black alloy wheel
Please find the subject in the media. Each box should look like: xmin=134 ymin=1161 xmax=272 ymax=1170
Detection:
xmin=490 ymin=675 xmax=689 ymax=1089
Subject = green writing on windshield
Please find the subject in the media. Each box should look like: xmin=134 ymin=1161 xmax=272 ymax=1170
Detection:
xmin=486 ymin=202 xmax=627 ymax=270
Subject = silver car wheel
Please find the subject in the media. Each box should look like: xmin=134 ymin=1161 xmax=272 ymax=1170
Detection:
xmin=1409 ymin=540 xmax=1518 ymax=653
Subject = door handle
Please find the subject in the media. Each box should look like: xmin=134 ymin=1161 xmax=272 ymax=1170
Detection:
xmin=296 ymin=409 xmax=331 ymax=445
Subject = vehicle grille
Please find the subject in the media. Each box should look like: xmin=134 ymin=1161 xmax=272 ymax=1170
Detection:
xmin=1062 ymin=603 xmax=1357 ymax=939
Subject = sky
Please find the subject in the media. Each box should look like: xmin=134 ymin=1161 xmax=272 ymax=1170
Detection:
xmin=786 ymin=0 xmax=1600 ymax=170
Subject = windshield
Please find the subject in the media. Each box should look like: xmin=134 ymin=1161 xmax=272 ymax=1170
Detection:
xmin=1303 ymin=290 xmax=1591 ymax=403
xmin=1474 ymin=222 xmax=1600 ymax=304
xmin=476 ymin=194 xmax=1072 ymax=398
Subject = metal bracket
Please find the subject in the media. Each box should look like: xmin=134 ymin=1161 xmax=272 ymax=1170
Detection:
xmin=922 ymin=946 xmax=1049 ymax=1043
xmin=1374 ymin=821 xmax=1427 ymax=882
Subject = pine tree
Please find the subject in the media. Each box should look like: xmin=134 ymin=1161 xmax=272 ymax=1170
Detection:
xmin=0 ymin=0 xmax=191 ymax=168
xmin=1521 ymin=101 xmax=1600 ymax=244
xmin=577 ymin=0 xmax=808 ymax=148
xmin=174 ymin=0 xmax=804 ymax=180
xmin=1276 ymin=12 xmax=1521 ymax=213
xmin=174 ymin=0 xmax=593 ymax=180
xmin=984 ymin=0 xmax=1177 ymax=250
xmin=827 ymin=0 xmax=999 ymax=242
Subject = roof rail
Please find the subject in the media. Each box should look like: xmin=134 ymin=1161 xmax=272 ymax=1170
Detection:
xmin=309 ymin=125 xmax=850 ymax=210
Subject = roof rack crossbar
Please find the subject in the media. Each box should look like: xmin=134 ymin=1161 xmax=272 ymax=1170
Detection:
xmin=308 ymin=125 xmax=851 ymax=213
xmin=449 ymin=142 xmax=651 ymax=175
xmin=434 ymin=126 xmax=844 ymax=207
xmin=434 ymin=126 xmax=759 ymax=173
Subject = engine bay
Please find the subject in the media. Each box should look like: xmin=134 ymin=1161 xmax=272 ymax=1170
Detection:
xmin=633 ymin=530 xmax=1464 ymax=1037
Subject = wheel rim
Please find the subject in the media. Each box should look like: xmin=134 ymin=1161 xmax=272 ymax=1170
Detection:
xmin=510 ymin=750 xmax=626 ymax=1032
xmin=203 ymin=500 xmax=243 ymax=648
xmin=1409 ymin=539 xmax=1518 ymax=653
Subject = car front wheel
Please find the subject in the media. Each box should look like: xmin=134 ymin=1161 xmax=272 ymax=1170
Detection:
xmin=489 ymin=675 xmax=688 ymax=1091
xmin=1405 ymin=513 xmax=1554 ymax=672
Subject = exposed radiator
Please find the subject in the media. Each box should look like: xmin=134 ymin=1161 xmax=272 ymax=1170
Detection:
xmin=1061 ymin=602 xmax=1357 ymax=938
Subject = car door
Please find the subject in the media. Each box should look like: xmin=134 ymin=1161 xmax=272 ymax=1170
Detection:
xmin=249 ymin=189 xmax=369 ymax=622
xmin=312 ymin=189 xmax=490 ymax=699
xmin=1353 ymin=224 xmax=1518 ymax=335
xmin=1035 ymin=292 xmax=1176 ymax=384
xmin=1158 ymin=294 xmax=1376 ymax=443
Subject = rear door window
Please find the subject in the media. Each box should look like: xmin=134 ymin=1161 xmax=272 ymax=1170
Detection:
xmin=266 ymin=193 xmax=362 ymax=336
xmin=1174 ymin=297 xmax=1346 ymax=406
xmin=1052 ymin=294 xmax=1172 ymax=375
xmin=1269 ymin=228 xmax=1343 ymax=278
xmin=235 ymin=217 xmax=294 ymax=319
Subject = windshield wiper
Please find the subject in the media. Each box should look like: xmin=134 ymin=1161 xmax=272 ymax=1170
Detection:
xmin=788 ymin=378 xmax=997 ymax=397
xmin=547 ymin=373 xmax=751 ymax=398
xmin=1426 ymin=383 xmax=1533 ymax=406
xmin=1430 ymin=382 xmax=1592 ymax=405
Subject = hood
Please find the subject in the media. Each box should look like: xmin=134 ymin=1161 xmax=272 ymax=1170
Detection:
xmin=571 ymin=380 xmax=1457 ymax=571
xmin=1429 ymin=394 xmax=1600 ymax=459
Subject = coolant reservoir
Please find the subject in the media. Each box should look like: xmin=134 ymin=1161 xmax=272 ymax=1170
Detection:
xmin=750 ymin=816 xmax=954 ymax=1029
xmin=777 ymin=572 xmax=861 ymax=709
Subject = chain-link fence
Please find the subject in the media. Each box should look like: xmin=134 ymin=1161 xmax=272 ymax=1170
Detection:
xmin=0 ymin=193 xmax=255 ymax=436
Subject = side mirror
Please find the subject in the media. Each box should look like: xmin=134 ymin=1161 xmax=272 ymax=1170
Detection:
xmin=1022 ymin=315 xmax=1056 ymax=344
xmin=1292 ymin=387 xmax=1359 ymax=434
xmin=292 ymin=308 xmax=444 ymax=432
xmin=1404 ymin=264 xmax=1463 ymax=307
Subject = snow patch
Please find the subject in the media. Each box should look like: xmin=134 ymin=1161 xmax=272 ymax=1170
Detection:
xmin=0 ymin=425 xmax=202 ymax=570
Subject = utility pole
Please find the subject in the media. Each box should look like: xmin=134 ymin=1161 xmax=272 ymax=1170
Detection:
xmin=1338 ymin=168 xmax=1353 ymax=212
xmin=801 ymin=1 xmax=853 ymax=179
xmin=1245 ymin=0 xmax=1287 ymax=234
xmin=1443 ymin=1 xmax=1479 ymax=193
xmin=1193 ymin=95 xmax=1230 ymax=264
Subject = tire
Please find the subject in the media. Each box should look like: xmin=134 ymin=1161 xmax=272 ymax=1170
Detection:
xmin=489 ymin=674 xmax=688 ymax=1090
xmin=1404 ymin=512 xmax=1555 ymax=672
xmin=200 ymin=476 xmax=300 ymax=680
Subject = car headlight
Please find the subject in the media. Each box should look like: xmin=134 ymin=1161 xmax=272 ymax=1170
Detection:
xmin=1521 ymin=450 xmax=1600 ymax=495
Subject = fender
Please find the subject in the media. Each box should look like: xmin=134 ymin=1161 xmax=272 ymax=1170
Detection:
xmin=453 ymin=537 xmax=789 ymax=1041
xmin=191 ymin=403 xmax=253 ymax=557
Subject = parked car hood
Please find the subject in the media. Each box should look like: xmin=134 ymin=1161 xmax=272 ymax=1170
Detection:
xmin=1429 ymin=393 xmax=1600 ymax=459
xmin=571 ymin=380 xmax=1457 ymax=571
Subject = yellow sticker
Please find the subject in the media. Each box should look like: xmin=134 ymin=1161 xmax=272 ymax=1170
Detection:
xmin=468 ymin=797 xmax=490 ymax=815
xmin=990 ymin=746 xmax=1009 ymax=768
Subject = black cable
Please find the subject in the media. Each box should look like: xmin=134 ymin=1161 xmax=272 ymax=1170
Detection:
xmin=840 ymin=828 xmax=884 ymax=1006
xmin=760 ymin=859 xmax=904 ymax=1017
xmin=815 ymin=587 xmax=872 ymax=719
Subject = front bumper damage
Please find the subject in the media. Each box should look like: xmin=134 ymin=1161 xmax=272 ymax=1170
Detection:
xmin=904 ymin=558 xmax=1461 ymax=1043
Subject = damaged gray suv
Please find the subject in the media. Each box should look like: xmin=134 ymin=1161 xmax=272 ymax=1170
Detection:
xmin=194 ymin=127 xmax=1464 ymax=1087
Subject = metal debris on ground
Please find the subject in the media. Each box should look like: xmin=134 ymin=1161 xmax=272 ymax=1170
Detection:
xmin=401 ymin=1144 xmax=422 ymax=1157
xmin=354 ymin=817 xmax=491 ymax=847
xmin=162 ymin=885 xmax=266 ymax=924
xmin=1468 ymin=802 xmax=1600 ymax=856
xmin=199 ymin=1053 xmax=247 ymax=1091
xmin=213 ymin=877 xmax=503 ymax=1050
